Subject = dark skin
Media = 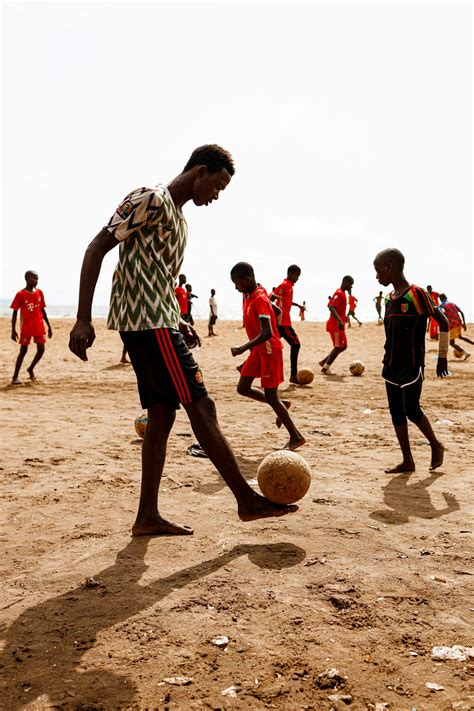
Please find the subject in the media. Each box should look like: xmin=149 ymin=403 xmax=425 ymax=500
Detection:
xmin=319 ymin=277 xmax=353 ymax=370
xmin=69 ymin=164 xmax=298 ymax=535
xmin=270 ymin=268 xmax=303 ymax=384
xmin=373 ymin=255 xmax=448 ymax=473
xmin=11 ymin=272 xmax=52 ymax=384
xmin=231 ymin=274 xmax=305 ymax=451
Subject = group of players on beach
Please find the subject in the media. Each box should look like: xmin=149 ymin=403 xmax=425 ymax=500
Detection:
xmin=9 ymin=145 xmax=473 ymax=536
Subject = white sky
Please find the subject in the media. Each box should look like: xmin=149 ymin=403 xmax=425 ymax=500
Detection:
xmin=2 ymin=0 xmax=472 ymax=321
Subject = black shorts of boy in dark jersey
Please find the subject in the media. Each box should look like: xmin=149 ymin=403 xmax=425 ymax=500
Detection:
xmin=120 ymin=328 xmax=207 ymax=410
xmin=278 ymin=325 xmax=301 ymax=379
xmin=383 ymin=365 xmax=424 ymax=426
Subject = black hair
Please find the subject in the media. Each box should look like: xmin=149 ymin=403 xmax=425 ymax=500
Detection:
xmin=287 ymin=264 xmax=301 ymax=276
xmin=183 ymin=144 xmax=235 ymax=176
xmin=25 ymin=270 xmax=37 ymax=279
xmin=342 ymin=275 xmax=354 ymax=283
xmin=439 ymin=293 xmax=447 ymax=301
xmin=230 ymin=262 xmax=255 ymax=279
xmin=374 ymin=248 xmax=405 ymax=269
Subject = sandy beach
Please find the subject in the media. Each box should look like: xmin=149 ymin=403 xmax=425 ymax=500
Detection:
xmin=1 ymin=317 xmax=473 ymax=710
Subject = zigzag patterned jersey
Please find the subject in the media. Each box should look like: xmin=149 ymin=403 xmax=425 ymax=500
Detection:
xmin=105 ymin=185 xmax=188 ymax=331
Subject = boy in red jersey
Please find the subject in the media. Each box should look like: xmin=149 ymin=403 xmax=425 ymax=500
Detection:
xmin=10 ymin=271 xmax=53 ymax=385
xmin=174 ymin=273 xmax=189 ymax=321
xmin=319 ymin=275 xmax=354 ymax=374
xmin=374 ymin=249 xmax=448 ymax=473
xmin=426 ymin=285 xmax=441 ymax=340
xmin=230 ymin=262 xmax=305 ymax=451
xmin=347 ymin=292 xmax=362 ymax=327
xmin=438 ymin=293 xmax=473 ymax=360
xmin=271 ymin=265 xmax=304 ymax=384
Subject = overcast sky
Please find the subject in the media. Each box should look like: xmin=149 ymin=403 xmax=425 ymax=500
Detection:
xmin=2 ymin=1 xmax=472 ymax=321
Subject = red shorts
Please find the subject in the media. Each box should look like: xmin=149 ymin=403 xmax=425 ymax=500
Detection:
xmin=19 ymin=330 xmax=46 ymax=346
xmin=240 ymin=348 xmax=284 ymax=389
xmin=327 ymin=327 xmax=347 ymax=348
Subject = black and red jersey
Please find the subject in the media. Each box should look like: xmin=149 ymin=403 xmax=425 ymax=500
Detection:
xmin=383 ymin=285 xmax=436 ymax=369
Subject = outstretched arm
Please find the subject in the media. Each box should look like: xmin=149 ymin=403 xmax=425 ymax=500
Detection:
xmin=69 ymin=228 xmax=119 ymax=361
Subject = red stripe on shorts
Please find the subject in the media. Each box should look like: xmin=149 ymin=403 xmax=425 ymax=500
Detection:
xmin=154 ymin=330 xmax=188 ymax=403
xmin=163 ymin=329 xmax=192 ymax=403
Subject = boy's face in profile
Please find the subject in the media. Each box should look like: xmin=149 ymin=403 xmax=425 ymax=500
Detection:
xmin=374 ymin=259 xmax=391 ymax=287
xmin=231 ymin=274 xmax=254 ymax=295
xmin=288 ymin=270 xmax=301 ymax=284
xmin=192 ymin=167 xmax=232 ymax=207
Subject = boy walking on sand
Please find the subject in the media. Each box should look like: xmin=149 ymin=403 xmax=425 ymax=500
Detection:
xmin=271 ymin=265 xmax=304 ymax=384
xmin=230 ymin=262 xmax=305 ymax=451
xmin=208 ymin=289 xmax=218 ymax=337
xmin=373 ymin=248 xmax=448 ymax=473
xmin=11 ymin=271 xmax=52 ymax=385
xmin=69 ymin=145 xmax=297 ymax=536
xmin=347 ymin=292 xmax=362 ymax=327
xmin=438 ymin=294 xmax=473 ymax=360
xmin=319 ymin=275 xmax=354 ymax=374
xmin=374 ymin=291 xmax=384 ymax=323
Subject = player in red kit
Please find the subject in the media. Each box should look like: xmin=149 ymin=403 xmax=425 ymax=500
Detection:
xmin=319 ymin=275 xmax=354 ymax=374
xmin=271 ymin=265 xmax=304 ymax=384
xmin=10 ymin=271 xmax=53 ymax=385
xmin=347 ymin=292 xmax=362 ymax=327
xmin=426 ymin=285 xmax=440 ymax=340
xmin=174 ymin=273 xmax=189 ymax=321
xmin=230 ymin=262 xmax=305 ymax=451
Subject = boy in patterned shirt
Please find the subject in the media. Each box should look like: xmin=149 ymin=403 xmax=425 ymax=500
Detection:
xmin=438 ymin=293 xmax=473 ymax=360
xmin=10 ymin=270 xmax=53 ymax=385
xmin=373 ymin=248 xmax=448 ymax=473
xmin=230 ymin=262 xmax=305 ymax=451
xmin=69 ymin=145 xmax=298 ymax=535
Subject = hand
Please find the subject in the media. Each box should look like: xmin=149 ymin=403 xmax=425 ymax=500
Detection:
xmin=231 ymin=345 xmax=244 ymax=357
xmin=47 ymin=327 xmax=53 ymax=339
xmin=436 ymin=356 xmax=449 ymax=378
xmin=69 ymin=320 xmax=96 ymax=361
xmin=11 ymin=330 xmax=18 ymax=342
xmin=179 ymin=321 xmax=201 ymax=349
xmin=463 ymin=324 xmax=467 ymax=331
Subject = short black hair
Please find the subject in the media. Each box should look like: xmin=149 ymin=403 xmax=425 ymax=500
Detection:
xmin=183 ymin=144 xmax=235 ymax=176
xmin=25 ymin=270 xmax=37 ymax=279
xmin=439 ymin=293 xmax=447 ymax=301
xmin=343 ymin=275 xmax=354 ymax=283
xmin=230 ymin=262 xmax=254 ymax=279
xmin=287 ymin=264 xmax=301 ymax=276
xmin=374 ymin=248 xmax=405 ymax=269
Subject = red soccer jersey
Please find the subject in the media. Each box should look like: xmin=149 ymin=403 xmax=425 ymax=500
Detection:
xmin=10 ymin=289 xmax=46 ymax=335
xmin=327 ymin=288 xmax=347 ymax=330
xmin=429 ymin=291 xmax=440 ymax=307
xmin=174 ymin=286 xmax=188 ymax=314
xmin=244 ymin=286 xmax=283 ymax=355
xmin=348 ymin=294 xmax=357 ymax=310
xmin=272 ymin=278 xmax=294 ymax=327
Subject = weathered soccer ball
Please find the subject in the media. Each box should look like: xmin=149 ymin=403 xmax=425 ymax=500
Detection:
xmin=453 ymin=350 xmax=464 ymax=359
xmin=134 ymin=413 xmax=148 ymax=438
xmin=257 ymin=450 xmax=311 ymax=504
xmin=349 ymin=360 xmax=365 ymax=376
xmin=297 ymin=368 xmax=315 ymax=385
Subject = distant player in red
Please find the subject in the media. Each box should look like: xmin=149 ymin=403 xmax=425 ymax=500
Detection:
xmin=426 ymin=285 xmax=440 ymax=340
xmin=347 ymin=292 xmax=362 ymax=327
xmin=10 ymin=270 xmax=52 ymax=385
xmin=174 ymin=273 xmax=188 ymax=321
xmin=439 ymin=293 xmax=473 ymax=360
xmin=319 ymin=275 xmax=354 ymax=374
xmin=299 ymin=301 xmax=307 ymax=321
xmin=230 ymin=262 xmax=305 ymax=451
xmin=271 ymin=265 xmax=304 ymax=384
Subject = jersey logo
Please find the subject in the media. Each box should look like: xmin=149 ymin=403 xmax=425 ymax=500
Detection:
xmin=116 ymin=200 xmax=134 ymax=220
xmin=401 ymin=303 xmax=409 ymax=313
xmin=195 ymin=370 xmax=203 ymax=384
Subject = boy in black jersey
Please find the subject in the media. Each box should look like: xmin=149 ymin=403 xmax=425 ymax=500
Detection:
xmin=373 ymin=249 xmax=449 ymax=473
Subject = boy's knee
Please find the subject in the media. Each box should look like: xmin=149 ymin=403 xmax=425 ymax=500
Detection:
xmin=406 ymin=406 xmax=423 ymax=424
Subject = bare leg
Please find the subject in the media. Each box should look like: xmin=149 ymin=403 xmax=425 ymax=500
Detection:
xmin=132 ymin=403 xmax=193 ymax=536
xmin=264 ymin=389 xmax=305 ymax=450
xmin=12 ymin=345 xmax=28 ymax=384
xmin=321 ymin=345 xmax=346 ymax=371
xmin=385 ymin=424 xmax=416 ymax=473
xmin=183 ymin=396 xmax=298 ymax=520
xmin=415 ymin=415 xmax=445 ymax=471
xmin=120 ymin=345 xmax=129 ymax=363
xmin=27 ymin=343 xmax=45 ymax=380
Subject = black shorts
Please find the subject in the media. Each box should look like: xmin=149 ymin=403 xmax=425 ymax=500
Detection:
xmin=120 ymin=329 xmax=207 ymax=410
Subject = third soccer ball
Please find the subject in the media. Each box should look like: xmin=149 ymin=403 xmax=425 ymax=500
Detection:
xmin=349 ymin=360 xmax=365 ymax=376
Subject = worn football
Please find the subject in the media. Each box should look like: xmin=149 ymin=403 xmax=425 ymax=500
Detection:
xmin=134 ymin=413 xmax=148 ymax=438
xmin=349 ymin=360 xmax=365 ymax=376
xmin=297 ymin=368 xmax=315 ymax=385
xmin=257 ymin=450 xmax=311 ymax=504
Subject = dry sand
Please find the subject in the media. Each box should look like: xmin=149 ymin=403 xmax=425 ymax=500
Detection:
xmin=1 ymin=317 xmax=473 ymax=710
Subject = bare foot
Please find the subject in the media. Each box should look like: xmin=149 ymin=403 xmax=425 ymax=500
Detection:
xmin=10 ymin=378 xmax=22 ymax=386
xmin=429 ymin=442 xmax=445 ymax=471
xmin=285 ymin=436 xmax=306 ymax=451
xmin=384 ymin=461 xmax=415 ymax=474
xmin=26 ymin=368 xmax=37 ymax=381
xmin=289 ymin=375 xmax=299 ymax=384
xmin=238 ymin=493 xmax=298 ymax=521
xmin=132 ymin=517 xmax=194 ymax=536
xmin=276 ymin=400 xmax=291 ymax=428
